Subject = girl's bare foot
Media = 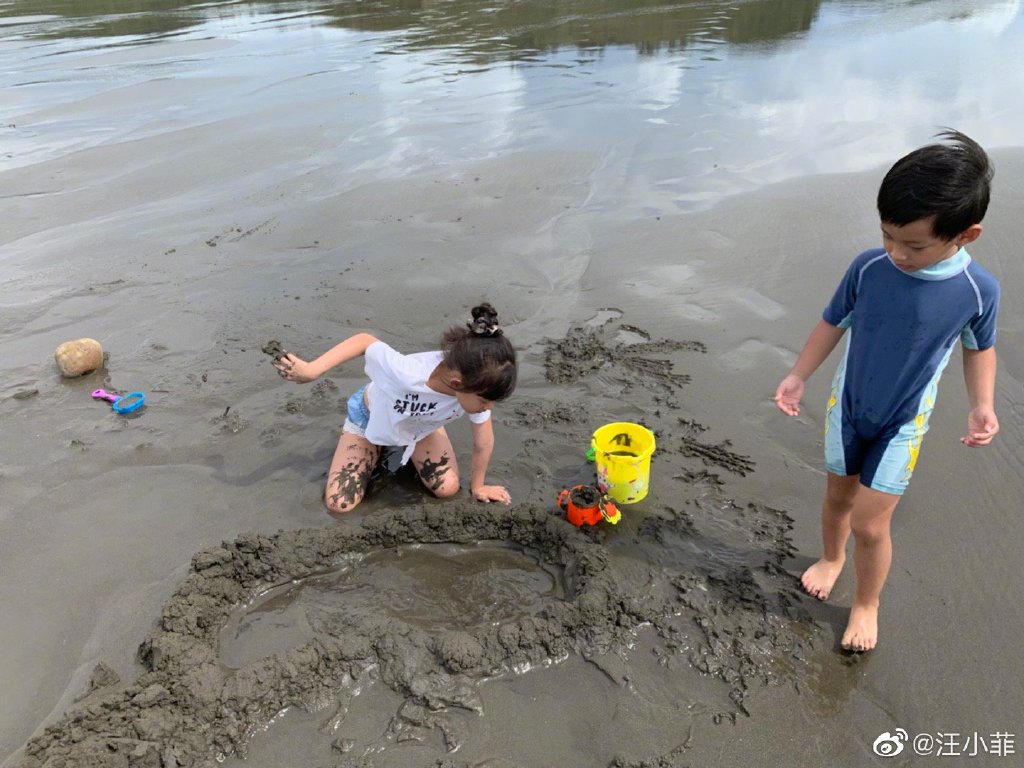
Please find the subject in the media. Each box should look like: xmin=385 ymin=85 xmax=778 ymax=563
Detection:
xmin=800 ymin=557 xmax=845 ymax=600
xmin=841 ymin=602 xmax=879 ymax=651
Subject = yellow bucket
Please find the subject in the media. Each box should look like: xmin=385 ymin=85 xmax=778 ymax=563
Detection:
xmin=591 ymin=422 xmax=656 ymax=505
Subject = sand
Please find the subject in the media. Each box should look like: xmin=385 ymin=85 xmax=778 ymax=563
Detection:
xmin=11 ymin=315 xmax=819 ymax=768
xmin=3 ymin=20 xmax=1024 ymax=766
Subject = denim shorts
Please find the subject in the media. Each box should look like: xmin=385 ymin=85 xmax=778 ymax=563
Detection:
xmin=342 ymin=384 xmax=370 ymax=437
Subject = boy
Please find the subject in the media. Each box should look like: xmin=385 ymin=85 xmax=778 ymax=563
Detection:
xmin=774 ymin=130 xmax=1000 ymax=651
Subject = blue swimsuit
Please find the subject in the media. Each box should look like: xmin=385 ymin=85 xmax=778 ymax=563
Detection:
xmin=822 ymin=247 xmax=999 ymax=495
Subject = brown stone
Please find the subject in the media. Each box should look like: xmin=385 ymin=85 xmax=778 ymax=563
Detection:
xmin=54 ymin=338 xmax=104 ymax=377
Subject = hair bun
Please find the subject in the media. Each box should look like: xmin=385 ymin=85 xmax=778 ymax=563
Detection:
xmin=467 ymin=303 xmax=502 ymax=337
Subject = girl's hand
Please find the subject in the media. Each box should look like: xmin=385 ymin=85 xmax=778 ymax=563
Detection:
xmin=274 ymin=352 xmax=317 ymax=383
xmin=472 ymin=484 xmax=511 ymax=504
xmin=961 ymin=405 xmax=999 ymax=447
xmin=774 ymin=374 xmax=805 ymax=416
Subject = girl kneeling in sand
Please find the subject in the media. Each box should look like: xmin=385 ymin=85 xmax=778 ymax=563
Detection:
xmin=273 ymin=303 xmax=516 ymax=514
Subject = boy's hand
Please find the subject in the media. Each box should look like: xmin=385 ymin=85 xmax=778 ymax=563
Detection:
xmin=961 ymin=406 xmax=999 ymax=447
xmin=274 ymin=352 xmax=317 ymax=383
xmin=774 ymin=374 xmax=805 ymax=416
xmin=471 ymin=484 xmax=511 ymax=504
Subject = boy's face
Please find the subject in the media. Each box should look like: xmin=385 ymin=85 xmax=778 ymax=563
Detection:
xmin=880 ymin=217 xmax=981 ymax=272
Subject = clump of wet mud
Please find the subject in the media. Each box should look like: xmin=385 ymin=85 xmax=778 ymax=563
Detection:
xmin=19 ymin=504 xmax=643 ymax=767
xmin=568 ymin=485 xmax=601 ymax=506
xmin=609 ymin=744 xmax=692 ymax=768
xmin=676 ymin=421 xmax=756 ymax=477
xmin=544 ymin=326 xmax=704 ymax=389
xmin=260 ymin=339 xmax=286 ymax=362
xmin=630 ymin=500 xmax=809 ymax=715
xmin=283 ymin=379 xmax=340 ymax=415
xmin=72 ymin=663 xmax=121 ymax=704
xmin=506 ymin=401 xmax=586 ymax=428
xmin=212 ymin=406 xmax=249 ymax=434
xmin=19 ymin=499 xmax=812 ymax=768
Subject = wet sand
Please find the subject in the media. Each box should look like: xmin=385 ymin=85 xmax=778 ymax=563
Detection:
xmin=3 ymin=3 xmax=1024 ymax=763
xmin=3 ymin=144 xmax=1023 ymax=766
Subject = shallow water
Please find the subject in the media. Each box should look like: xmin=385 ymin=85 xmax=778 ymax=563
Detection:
xmin=5 ymin=0 xmax=1024 ymax=212
xmin=3 ymin=1 xmax=1024 ymax=766
xmin=219 ymin=543 xmax=560 ymax=668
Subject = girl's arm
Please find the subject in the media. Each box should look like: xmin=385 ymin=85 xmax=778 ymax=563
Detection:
xmin=774 ymin=319 xmax=846 ymax=416
xmin=274 ymin=333 xmax=379 ymax=383
xmin=961 ymin=346 xmax=999 ymax=446
xmin=469 ymin=418 xmax=510 ymax=503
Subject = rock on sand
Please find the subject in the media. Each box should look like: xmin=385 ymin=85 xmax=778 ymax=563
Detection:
xmin=54 ymin=338 xmax=104 ymax=377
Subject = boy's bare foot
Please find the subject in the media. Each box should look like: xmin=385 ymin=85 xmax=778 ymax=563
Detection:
xmin=841 ymin=602 xmax=879 ymax=651
xmin=800 ymin=557 xmax=844 ymax=600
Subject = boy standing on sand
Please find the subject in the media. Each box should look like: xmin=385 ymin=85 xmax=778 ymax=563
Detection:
xmin=774 ymin=130 xmax=1000 ymax=651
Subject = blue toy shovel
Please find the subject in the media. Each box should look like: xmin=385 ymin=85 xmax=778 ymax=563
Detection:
xmin=92 ymin=388 xmax=146 ymax=414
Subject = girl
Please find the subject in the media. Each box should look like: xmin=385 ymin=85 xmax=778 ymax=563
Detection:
xmin=273 ymin=303 xmax=516 ymax=514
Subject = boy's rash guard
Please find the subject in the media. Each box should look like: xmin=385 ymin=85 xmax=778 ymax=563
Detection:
xmin=823 ymin=247 xmax=999 ymax=438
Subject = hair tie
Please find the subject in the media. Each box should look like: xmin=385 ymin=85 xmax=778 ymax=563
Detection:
xmin=467 ymin=317 xmax=502 ymax=337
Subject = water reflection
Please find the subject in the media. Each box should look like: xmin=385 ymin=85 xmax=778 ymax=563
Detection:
xmin=5 ymin=0 xmax=1016 ymax=60
xmin=321 ymin=0 xmax=825 ymax=58
xmin=3 ymin=0 xmax=827 ymax=54
xmin=2 ymin=1 xmax=1023 ymax=209
xmin=0 ymin=0 xmax=228 ymax=41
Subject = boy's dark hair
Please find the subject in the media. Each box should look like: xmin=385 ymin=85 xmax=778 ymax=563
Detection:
xmin=877 ymin=129 xmax=993 ymax=240
xmin=441 ymin=303 xmax=517 ymax=401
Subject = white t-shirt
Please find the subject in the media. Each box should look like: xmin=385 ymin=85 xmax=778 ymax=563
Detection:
xmin=363 ymin=341 xmax=491 ymax=465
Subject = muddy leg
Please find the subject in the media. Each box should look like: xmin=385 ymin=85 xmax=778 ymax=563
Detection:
xmin=324 ymin=432 xmax=380 ymax=515
xmin=411 ymin=427 xmax=460 ymax=498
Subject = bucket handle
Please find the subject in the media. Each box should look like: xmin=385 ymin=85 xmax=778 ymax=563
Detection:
xmin=588 ymin=427 xmax=655 ymax=461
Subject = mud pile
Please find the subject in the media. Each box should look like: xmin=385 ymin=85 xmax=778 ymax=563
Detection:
xmin=21 ymin=504 xmax=635 ymax=767
xmin=543 ymin=323 xmax=705 ymax=391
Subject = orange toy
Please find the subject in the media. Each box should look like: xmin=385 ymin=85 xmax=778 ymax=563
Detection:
xmin=557 ymin=484 xmax=621 ymax=527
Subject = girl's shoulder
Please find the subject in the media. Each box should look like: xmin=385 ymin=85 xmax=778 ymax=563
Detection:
xmin=366 ymin=343 xmax=442 ymax=386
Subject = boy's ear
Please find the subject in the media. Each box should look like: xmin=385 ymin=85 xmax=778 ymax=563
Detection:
xmin=955 ymin=224 xmax=983 ymax=247
xmin=448 ymin=376 xmax=464 ymax=391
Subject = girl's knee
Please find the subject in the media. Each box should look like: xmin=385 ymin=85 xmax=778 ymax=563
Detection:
xmin=426 ymin=473 xmax=460 ymax=499
xmin=416 ymin=450 xmax=459 ymax=498
xmin=419 ymin=468 xmax=460 ymax=499
xmin=324 ymin=471 xmax=367 ymax=514
xmin=324 ymin=492 xmax=362 ymax=515
xmin=324 ymin=459 xmax=374 ymax=515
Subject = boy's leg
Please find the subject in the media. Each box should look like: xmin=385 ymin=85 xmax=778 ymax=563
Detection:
xmin=324 ymin=432 xmax=380 ymax=515
xmin=842 ymin=486 xmax=900 ymax=651
xmin=801 ymin=472 xmax=860 ymax=599
xmin=411 ymin=427 xmax=461 ymax=498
